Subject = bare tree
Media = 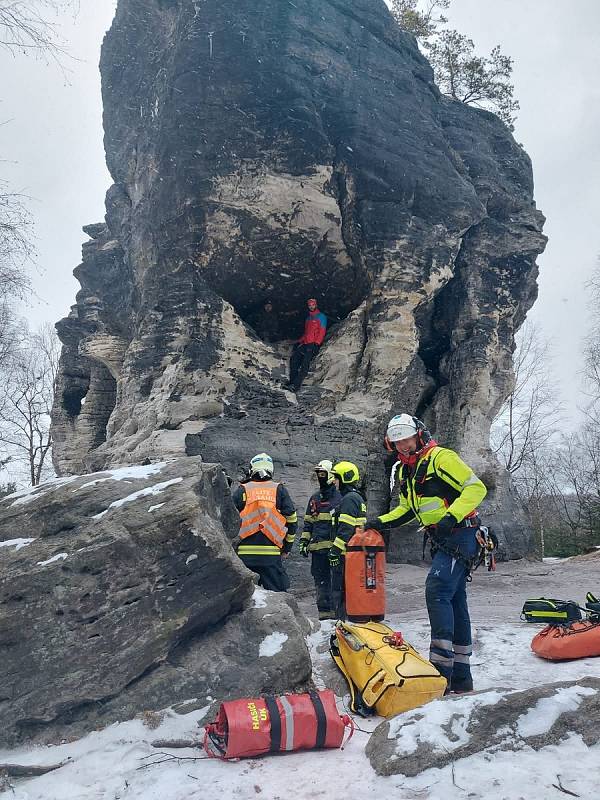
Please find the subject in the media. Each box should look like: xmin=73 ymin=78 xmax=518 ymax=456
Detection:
xmin=491 ymin=320 xmax=563 ymax=476
xmin=0 ymin=322 xmax=59 ymax=485
xmin=0 ymin=1 xmax=77 ymax=61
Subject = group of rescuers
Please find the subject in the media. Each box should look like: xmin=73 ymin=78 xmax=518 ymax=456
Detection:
xmin=233 ymin=413 xmax=488 ymax=694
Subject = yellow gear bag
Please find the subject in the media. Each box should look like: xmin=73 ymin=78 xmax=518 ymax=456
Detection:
xmin=329 ymin=620 xmax=447 ymax=718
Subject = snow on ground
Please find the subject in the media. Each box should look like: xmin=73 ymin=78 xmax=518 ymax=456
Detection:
xmin=2 ymin=609 xmax=598 ymax=800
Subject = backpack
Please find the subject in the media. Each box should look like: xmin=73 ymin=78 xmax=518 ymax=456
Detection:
xmin=329 ymin=620 xmax=446 ymax=717
xmin=521 ymin=597 xmax=582 ymax=624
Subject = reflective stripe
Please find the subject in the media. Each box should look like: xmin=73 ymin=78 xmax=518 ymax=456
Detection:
xmin=285 ymin=512 xmax=298 ymax=523
xmin=464 ymin=473 xmax=481 ymax=487
xmin=300 ymin=532 xmax=311 ymax=541
xmin=285 ymin=534 xmax=296 ymax=543
xmin=309 ymin=540 xmax=333 ymax=551
xmin=429 ymin=652 xmax=454 ymax=666
xmin=419 ymin=500 xmax=443 ymax=512
xmin=338 ymin=513 xmax=361 ymax=525
xmin=279 ymin=696 xmax=295 ymax=751
xmin=332 ymin=537 xmax=347 ymax=552
xmin=453 ymin=644 xmax=472 ymax=654
xmin=431 ymin=638 xmax=453 ymax=651
xmin=304 ymin=515 xmax=316 ymax=522
xmin=238 ymin=545 xmax=281 ymax=556
xmin=316 ymin=512 xmax=333 ymax=521
xmin=454 ymin=653 xmax=471 ymax=664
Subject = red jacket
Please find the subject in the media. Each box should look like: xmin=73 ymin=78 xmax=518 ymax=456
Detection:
xmin=299 ymin=310 xmax=328 ymax=346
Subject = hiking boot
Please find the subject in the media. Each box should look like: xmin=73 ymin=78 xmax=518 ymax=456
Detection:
xmin=449 ymin=675 xmax=473 ymax=694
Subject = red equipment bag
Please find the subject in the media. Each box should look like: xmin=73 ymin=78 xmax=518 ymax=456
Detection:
xmin=531 ymin=620 xmax=600 ymax=661
xmin=345 ymin=528 xmax=386 ymax=622
xmin=203 ymin=689 xmax=354 ymax=759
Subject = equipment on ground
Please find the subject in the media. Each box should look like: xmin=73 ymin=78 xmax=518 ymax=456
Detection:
xmin=531 ymin=620 xmax=600 ymax=660
xmin=521 ymin=598 xmax=582 ymax=624
xmin=344 ymin=528 xmax=386 ymax=622
xmin=203 ymin=689 xmax=354 ymax=759
xmin=330 ymin=620 xmax=447 ymax=717
xmin=586 ymin=591 xmax=600 ymax=622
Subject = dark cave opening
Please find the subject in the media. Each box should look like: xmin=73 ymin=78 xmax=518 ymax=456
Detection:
xmin=230 ymin=279 xmax=369 ymax=345
xmin=62 ymin=386 xmax=89 ymax=419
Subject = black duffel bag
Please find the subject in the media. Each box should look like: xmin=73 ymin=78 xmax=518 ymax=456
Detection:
xmin=521 ymin=597 xmax=582 ymax=624
xmin=586 ymin=591 xmax=600 ymax=622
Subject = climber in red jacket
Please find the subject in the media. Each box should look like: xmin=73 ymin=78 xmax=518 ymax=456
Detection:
xmin=284 ymin=298 xmax=327 ymax=392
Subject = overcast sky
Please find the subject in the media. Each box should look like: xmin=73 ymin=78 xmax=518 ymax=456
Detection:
xmin=1 ymin=0 xmax=599 ymax=422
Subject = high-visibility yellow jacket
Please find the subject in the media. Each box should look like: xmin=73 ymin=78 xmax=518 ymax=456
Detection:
xmin=376 ymin=446 xmax=486 ymax=529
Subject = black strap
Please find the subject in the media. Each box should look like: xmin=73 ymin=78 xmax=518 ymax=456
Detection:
xmin=309 ymin=691 xmax=327 ymax=749
xmin=346 ymin=545 xmax=386 ymax=552
xmin=264 ymin=695 xmax=282 ymax=752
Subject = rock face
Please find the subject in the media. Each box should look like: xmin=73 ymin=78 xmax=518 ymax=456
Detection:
xmin=366 ymin=678 xmax=600 ymax=776
xmin=51 ymin=0 xmax=546 ymax=557
xmin=0 ymin=458 xmax=311 ymax=746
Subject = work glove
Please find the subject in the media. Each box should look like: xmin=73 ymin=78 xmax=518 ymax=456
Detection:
xmin=328 ymin=544 xmax=344 ymax=568
xmin=364 ymin=519 xmax=382 ymax=532
xmin=434 ymin=513 xmax=457 ymax=538
xmin=299 ymin=538 xmax=310 ymax=558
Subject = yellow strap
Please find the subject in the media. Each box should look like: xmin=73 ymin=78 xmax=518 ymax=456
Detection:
xmin=238 ymin=545 xmax=281 ymax=556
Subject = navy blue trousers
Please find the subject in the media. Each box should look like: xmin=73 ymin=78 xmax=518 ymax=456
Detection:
xmin=424 ymin=529 xmax=478 ymax=682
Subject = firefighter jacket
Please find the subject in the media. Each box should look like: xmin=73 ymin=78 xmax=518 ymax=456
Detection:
xmin=300 ymin=484 xmax=342 ymax=552
xmin=298 ymin=309 xmax=327 ymax=346
xmin=331 ymin=487 xmax=367 ymax=554
xmin=375 ymin=446 xmax=486 ymax=530
xmin=232 ymin=480 xmax=297 ymax=560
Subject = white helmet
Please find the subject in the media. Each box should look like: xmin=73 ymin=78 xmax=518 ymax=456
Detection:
xmin=386 ymin=413 xmax=418 ymax=442
xmin=315 ymin=459 xmax=335 ymax=484
xmin=249 ymin=452 xmax=274 ymax=479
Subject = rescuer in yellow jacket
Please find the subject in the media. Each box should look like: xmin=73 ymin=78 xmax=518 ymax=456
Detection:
xmin=232 ymin=453 xmax=297 ymax=592
xmin=366 ymin=414 xmax=487 ymax=693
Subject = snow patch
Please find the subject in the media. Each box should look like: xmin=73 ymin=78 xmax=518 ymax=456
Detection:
xmin=92 ymin=478 xmax=183 ymax=519
xmin=388 ymin=691 xmax=505 ymax=756
xmin=0 ymin=537 xmax=36 ymax=551
xmin=76 ymin=462 xmax=168 ymax=491
xmin=259 ymin=632 xmax=288 ymax=657
xmin=185 ymin=554 xmax=198 ymax=565
xmin=7 ymin=476 xmax=79 ymax=506
xmin=148 ymin=503 xmax=166 ymax=512
xmin=37 ymin=553 xmax=68 ymax=567
xmin=252 ymin=588 xmax=269 ymax=608
xmin=516 ymin=685 xmax=597 ymax=738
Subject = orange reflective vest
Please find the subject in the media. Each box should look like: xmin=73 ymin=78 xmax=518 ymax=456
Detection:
xmin=239 ymin=481 xmax=288 ymax=549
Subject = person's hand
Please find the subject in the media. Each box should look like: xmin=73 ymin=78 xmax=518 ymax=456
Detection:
xmin=328 ymin=545 xmax=344 ymax=567
xmin=434 ymin=513 xmax=457 ymax=537
xmin=299 ymin=538 xmax=310 ymax=557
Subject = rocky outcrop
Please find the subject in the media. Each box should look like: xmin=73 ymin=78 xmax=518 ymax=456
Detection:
xmin=51 ymin=0 xmax=546 ymax=557
xmin=366 ymin=678 xmax=600 ymax=776
xmin=0 ymin=458 xmax=311 ymax=746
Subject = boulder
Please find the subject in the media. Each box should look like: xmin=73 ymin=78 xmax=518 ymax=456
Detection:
xmin=51 ymin=0 xmax=547 ymax=558
xmin=0 ymin=458 xmax=311 ymax=746
xmin=366 ymin=678 xmax=600 ymax=776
